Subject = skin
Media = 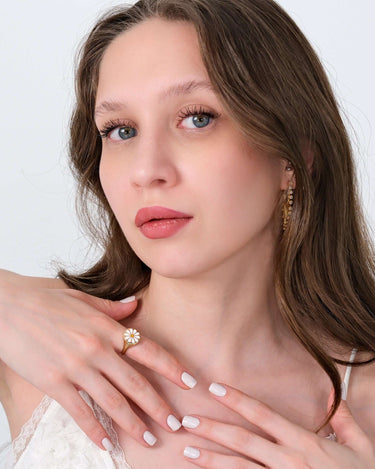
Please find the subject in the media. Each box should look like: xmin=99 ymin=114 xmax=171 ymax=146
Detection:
xmin=1 ymin=17 xmax=375 ymax=469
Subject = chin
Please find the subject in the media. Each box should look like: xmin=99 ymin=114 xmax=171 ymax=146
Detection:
xmin=133 ymin=248 xmax=209 ymax=279
xmin=145 ymin=257 xmax=201 ymax=279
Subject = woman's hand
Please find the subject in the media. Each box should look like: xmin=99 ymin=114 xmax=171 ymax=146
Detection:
xmin=0 ymin=270 xmax=196 ymax=450
xmin=181 ymin=383 xmax=375 ymax=468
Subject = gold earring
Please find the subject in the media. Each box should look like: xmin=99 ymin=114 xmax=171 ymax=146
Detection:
xmin=282 ymin=184 xmax=294 ymax=231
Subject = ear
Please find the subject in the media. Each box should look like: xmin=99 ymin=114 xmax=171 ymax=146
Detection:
xmin=280 ymin=140 xmax=314 ymax=190
xmin=301 ymin=139 xmax=314 ymax=173
xmin=280 ymin=159 xmax=295 ymax=190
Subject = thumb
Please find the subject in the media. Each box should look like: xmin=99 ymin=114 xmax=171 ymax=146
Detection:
xmin=110 ymin=296 xmax=139 ymax=320
xmin=97 ymin=295 xmax=138 ymax=321
xmin=69 ymin=290 xmax=138 ymax=321
xmin=328 ymin=389 xmax=366 ymax=450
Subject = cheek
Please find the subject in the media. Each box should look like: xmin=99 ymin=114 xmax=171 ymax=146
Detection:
xmin=199 ymin=149 xmax=282 ymax=230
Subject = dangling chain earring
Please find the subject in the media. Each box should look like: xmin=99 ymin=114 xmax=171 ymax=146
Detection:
xmin=282 ymin=183 xmax=294 ymax=231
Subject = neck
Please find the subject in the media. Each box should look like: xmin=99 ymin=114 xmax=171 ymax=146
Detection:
xmin=132 ymin=238 xmax=296 ymax=381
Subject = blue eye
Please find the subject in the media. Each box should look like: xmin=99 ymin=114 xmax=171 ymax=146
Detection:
xmin=192 ymin=114 xmax=211 ymax=128
xmin=110 ymin=126 xmax=137 ymax=140
xmin=99 ymin=122 xmax=137 ymax=141
xmin=182 ymin=113 xmax=213 ymax=129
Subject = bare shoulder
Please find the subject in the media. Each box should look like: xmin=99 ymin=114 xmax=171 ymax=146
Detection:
xmin=349 ymin=355 xmax=375 ymax=440
xmin=0 ymin=363 xmax=44 ymax=439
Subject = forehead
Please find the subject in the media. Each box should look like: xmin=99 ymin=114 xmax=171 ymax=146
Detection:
xmin=96 ymin=18 xmax=210 ymax=104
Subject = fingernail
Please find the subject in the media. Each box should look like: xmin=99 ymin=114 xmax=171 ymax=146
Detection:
xmin=120 ymin=296 xmax=136 ymax=303
xmin=209 ymin=383 xmax=227 ymax=397
xmin=182 ymin=416 xmax=200 ymax=429
xmin=181 ymin=372 xmax=197 ymax=389
xmin=143 ymin=430 xmax=157 ymax=446
xmin=102 ymin=437 xmax=114 ymax=452
xmin=184 ymin=446 xmax=200 ymax=459
xmin=167 ymin=414 xmax=182 ymax=431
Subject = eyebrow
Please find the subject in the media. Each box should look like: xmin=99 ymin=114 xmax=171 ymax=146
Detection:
xmin=94 ymin=79 xmax=215 ymax=117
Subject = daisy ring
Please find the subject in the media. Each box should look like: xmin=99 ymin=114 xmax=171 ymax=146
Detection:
xmin=121 ymin=328 xmax=141 ymax=354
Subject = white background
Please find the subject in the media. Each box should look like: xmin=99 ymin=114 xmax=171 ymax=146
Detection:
xmin=0 ymin=0 xmax=374 ymax=448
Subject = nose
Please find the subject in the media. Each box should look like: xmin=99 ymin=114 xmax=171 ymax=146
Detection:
xmin=129 ymin=133 xmax=179 ymax=190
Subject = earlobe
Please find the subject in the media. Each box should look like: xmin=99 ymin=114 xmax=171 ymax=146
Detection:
xmin=281 ymin=160 xmax=295 ymax=190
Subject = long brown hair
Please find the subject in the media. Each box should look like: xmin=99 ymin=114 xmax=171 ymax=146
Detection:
xmin=59 ymin=0 xmax=375 ymax=428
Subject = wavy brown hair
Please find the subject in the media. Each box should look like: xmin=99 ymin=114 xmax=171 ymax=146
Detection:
xmin=59 ymin=0 xmax=375 ymax=428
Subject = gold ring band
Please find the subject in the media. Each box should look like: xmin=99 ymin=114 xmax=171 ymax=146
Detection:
xmin=121 ymin=328 xmax=141 ymax=354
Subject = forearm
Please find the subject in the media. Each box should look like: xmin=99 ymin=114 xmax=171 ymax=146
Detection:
xmin=0 ymin=269 xmax=67 ymax=290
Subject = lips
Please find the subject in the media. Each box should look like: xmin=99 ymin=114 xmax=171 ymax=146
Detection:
xmin=135 ymin=206 xmax=192 ymax=227
xmin=135 ymin=206 xmax=193 ymax=239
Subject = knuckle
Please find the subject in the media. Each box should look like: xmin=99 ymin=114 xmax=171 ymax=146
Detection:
xmin=141 ymin=340 xmax=183 ymax=373
xmin=279 ymin=451 xmax=306 ymax=469
xmin=153 ymin=345 xmax=180 ymax=370
xmin=103 ymin=390 xmax=125 ymax=412
xmin=151 ymin=401 xmax=170 ymax=422
xmin=125 ymin=418 xmax=144 ymax=438
xmin=70 ymin=400 xmax=93 ymax=421
xmin=127 ymin=372 xmax=148 ymax=392
xmin=251 ymin=399 xmax=272 ymax=423
xmin=43 ymin=368 xmax=65 ymax=387
xmin=232 ymin=428 xmax=255 ymax=451
xmin=79 ymin=334 xmax=104 ymax=356
xmin=88 ymin=424 xmax=108 ymax=443
xmin=61 ymin=354 xmax=85 ymax=375
xmin=81 ymin=414 xmax=106 ymax=439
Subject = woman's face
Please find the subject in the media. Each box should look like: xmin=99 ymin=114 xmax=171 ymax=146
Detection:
xmin=96 ymin=18 xmax=290 ymax=278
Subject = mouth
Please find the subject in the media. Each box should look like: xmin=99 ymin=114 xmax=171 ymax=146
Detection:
xmin=135 ymin=206 xmax=192 ymax=227
xmin=135 ymin=206 xmax=193 ymax=240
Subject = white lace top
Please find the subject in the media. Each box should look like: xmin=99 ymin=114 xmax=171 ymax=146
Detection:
xmin=0 ymin=392 xmax=132 ymax=468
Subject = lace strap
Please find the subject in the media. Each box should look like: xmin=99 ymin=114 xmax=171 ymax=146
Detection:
xmin=91 ymin=399 xmax=132 ymax=469
xmin=12 ymin=395 xmax=52 ymax=463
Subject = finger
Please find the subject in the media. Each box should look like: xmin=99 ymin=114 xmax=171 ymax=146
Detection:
xmin=91 ymin=354 xmax=183 ymax=433
xmin=329 ymin=390 xmax=372 ymax=453
xmin=208 ymin=383 xmax=311 ymax=447
xmin=56 ymin=384 xmax=117 ymax=451
xmin=182 ymin=415 xmax=282 ymax=467
xmin=75 ymin=372 xmax=160 ymax=446
xmin=183 ymin=446 xmax=262 ymax=468
xmin=67 ymin=289 xmax=138 ymax=321
xmin=114 ymin=329 xmax=197 ymax=389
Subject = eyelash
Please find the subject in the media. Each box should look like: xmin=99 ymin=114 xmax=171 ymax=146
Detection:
xmin=98 ymin=105 xmax=220 ymax=139
xmin=176 ymin=105 xmax=219 ymax=124
xmin=99 ymin=119 xmax=132 ymax=139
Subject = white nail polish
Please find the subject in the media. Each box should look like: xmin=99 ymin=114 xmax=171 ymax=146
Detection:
xmin=120 ymin=296 xmax=136 ymax=303
xmin=102 ymin=437 xmax=114 ymax=452
xmin=167 ymin=414 xmax=182 ymax=431
xmin=209 ymin=383 xmax=227 ymax=397
xmin=182 ymin=416 xmax=200 ymax=429
xmin=181 ymin=372 xmax=197 ymax=389
xmin=184 ymin=446 xmax=201 ymax=459
xmin=143 ymin=430 xmax=157 ymax=446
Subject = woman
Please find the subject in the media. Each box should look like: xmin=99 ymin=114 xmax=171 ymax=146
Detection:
xmin=1 ymin=0 xmax=375 ymax=467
